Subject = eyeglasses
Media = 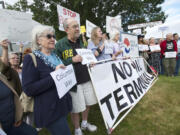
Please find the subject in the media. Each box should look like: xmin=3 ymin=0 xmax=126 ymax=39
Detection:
xmin=10 ymin=57 xmax=19 ymax=60
xmin=68 ymin=24 xmax=79 ymax=29
xmin=46 ymin=34 xmax=56 ymax=39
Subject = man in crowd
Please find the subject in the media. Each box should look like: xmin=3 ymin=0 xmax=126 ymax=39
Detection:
xmin=173 ymin=33 xmax=180 ymax=76
xmin=160 ymin=33 xmax=177 ymax=76
xmin=55 ymin=18 xmax=97 ymax=135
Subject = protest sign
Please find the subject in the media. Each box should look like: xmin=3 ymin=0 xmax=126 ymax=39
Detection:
xmin=138 ymin=44 xmax=149 ymax=51
xmin=128 ymin=21 xmax=162 ymax=30
xmin=149 ymin=45 xmax=161 ymax=52
xmin=104 ymin=40 xmax=113 ymax=54
xmin=121 ymin=33 xmax=139 ymax=57
xmin=106 ymin=15 xmax=121 ymax=33
xmin=76 ymin=49 xmax=97 ymax=65
xmin=80 ymin=26 xmax=86 ymax=34
xmin=88 ymin=58 xmax=156 ymax=132
xmin=50 ymin=65 xmax=77 ymax=98
xmin=57 ymin=5 xmax=80 ymax=31
xmin=165 ymin=51 xmax=177 ymax=58
xmin=0 ymin=128 xmax=6 ymax=135
xmin=0 ymin=9 xmax=32 ymax=43
xmin=86 ymin=20 xmax=97 ymax=38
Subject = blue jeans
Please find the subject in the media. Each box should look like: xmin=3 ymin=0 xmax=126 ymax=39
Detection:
xmin=6 ymin=122 xmax=37 ymax=135
xmin=174 ymin=53 xmax=180 ymax=76
xmin=46 ymin=116 xmax=71 ymax=135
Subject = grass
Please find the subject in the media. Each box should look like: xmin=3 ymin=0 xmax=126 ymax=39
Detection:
xmin=39 ymin=76 xmax=180 ymax=135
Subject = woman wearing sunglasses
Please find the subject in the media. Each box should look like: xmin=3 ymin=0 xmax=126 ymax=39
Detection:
xmin=22 ymin=25 xmax=72 ymax=135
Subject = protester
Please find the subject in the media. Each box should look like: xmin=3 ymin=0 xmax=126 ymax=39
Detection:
xmin=22 ymin=25 xmax=72 ymax=135
xmin=55 ymin=18 xmax=97 ymax=135
xmin=138 ymin=35 xmax=149 ymax=61
xmin=173 ymin=33 xmax=180 ymax=76
xmin=88 ymin=27 xmax=111 ymax=61
xmin=160 ymin=33 xmax=177 ymax=76
xmin=9 ymin=52 xmax=22 ymax=81
xmin=158 ymin=38 xmax=165 ymax=75
xmin=80 ymin=32 xmax=88 ymax=47
xmin=0 ymin=39 xmax=37 ymax=135
xmin=109 ymin=30 xmax=123 ymax=59
xmin=148 ymin=37 xmax=161 ymax=73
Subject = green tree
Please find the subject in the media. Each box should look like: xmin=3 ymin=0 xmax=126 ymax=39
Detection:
xmin=5 ymin=0 xmax=167 ymax=39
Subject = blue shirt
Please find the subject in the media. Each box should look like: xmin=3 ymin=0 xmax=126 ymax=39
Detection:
xmin=0 ymin=80 xmax=15 ymax=131
xmin=87 ymin=40 xmax=111 ymax=61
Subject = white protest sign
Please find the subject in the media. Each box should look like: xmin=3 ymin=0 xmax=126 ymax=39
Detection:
xmin=132 ymin=29 xmax=142 ymax=35
xmin=0 ymin=128 xmax=6 ymax=135
xmin=128 ymin=21 xmax=162 ymax=30
xmin=138 ymin=44 xmax=149 ymax=51
xmin=50 ymin=65 xmax=77 ymax=98
xmin=149 ymin=45 xmax=161 ymax=52
xmin=121 ymin=33 xmax=139 ymax=57
xmin=0 ymin=9 xmax=33 ymax=43
xmin=76 ymin=49 xmax=97 ymax=65
xmin=86 ymin=20 xmax=97 ymax=38
xmin=57 ymin=5 xmax=80 ymax=31
xmin=88 ymin=58 xmax=155 ymax=130
xmin=165 ymin=51 xmax=177 ymax=58
xmin=104 ymin=40 xmax=113 ymax=54
xmin=106 ymin=15 xmax=121 ymax=33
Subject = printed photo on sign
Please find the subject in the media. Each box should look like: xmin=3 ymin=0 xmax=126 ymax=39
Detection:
xmin=76 ymin=49 xmax=97 ymax=65
xmin=50 ymin=64 xmax=77 ymax=98
xmin=57 ymin=5 xmax=80 ymax=31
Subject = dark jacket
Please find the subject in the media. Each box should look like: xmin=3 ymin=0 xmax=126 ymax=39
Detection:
xmin=22 ymin=54 xmax=72 ymax=127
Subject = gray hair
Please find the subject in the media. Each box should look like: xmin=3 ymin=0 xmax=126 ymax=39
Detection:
xmin=63 ymin=18 xmax=76 ymax=30
xmin=109 ymin=29 xmax=120 ymax=40
xmin=31 ymin=25 xmax=55 ymax=51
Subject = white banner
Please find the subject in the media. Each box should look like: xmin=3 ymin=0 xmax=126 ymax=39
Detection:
xmin=86 ymin=20 xmax=97 ymax=38
xmin=106 ymin=15 xmax=121 ymax=33
xmin=76 ymin=48 xmax=97 ymax=65
xmin=57 ymin=5 xmax=80 ymax=31
xmin=121 ymin=33 xmax=139 ymax=57
xmin=138 ymin=44 xmax=149 ymax=51
xmin=165 ymin=51 xmax=177 ymax=58
xmin=0 ymin=9 xmax=32 ymax=43
xmin=50 ymin=65 xmax=77 ymax=98
xmin=149 ymin=45 xmax=161 ymax=52
xmin=89 ymin=58 xmax=155 ymax=129
xmin=128 ymin=21 xmax=162 ymax=30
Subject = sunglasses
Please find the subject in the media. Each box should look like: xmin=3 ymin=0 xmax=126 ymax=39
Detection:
xmin=46 ymin=34 xmax=56 ymax=39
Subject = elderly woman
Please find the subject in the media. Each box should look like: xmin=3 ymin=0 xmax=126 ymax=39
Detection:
xmin=109 ymin=30 xmax=123 ymax=59
xmin=87 ymin=27 xmax=111 ymax=61
xmin=148 ymin=37 xmax=161 ymax=73
xmin=22 ymin=25 xmax=72 ymax=135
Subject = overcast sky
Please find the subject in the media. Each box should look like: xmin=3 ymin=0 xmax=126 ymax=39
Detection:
xmin=2 ymin=0 xmax=180 ymax=23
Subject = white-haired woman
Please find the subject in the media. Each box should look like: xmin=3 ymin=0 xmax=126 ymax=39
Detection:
xmin=87 ymin=27 xmax=111 ymax=61
xmin=109 ymin=30 xmax=123 ymax=59
xmin=22 ymin=25 xmax=72 ymax=135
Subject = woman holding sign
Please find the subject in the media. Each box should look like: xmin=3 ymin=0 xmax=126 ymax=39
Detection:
xmin=148 ymin=37 xmax=161 ymax=74
xmin=109 ymin=30 xmax=123 ymax=59
xmin=87 ymin=27 xmax=111 ymax=61
xmin=22 ymin=25 xmax=72 ymax=135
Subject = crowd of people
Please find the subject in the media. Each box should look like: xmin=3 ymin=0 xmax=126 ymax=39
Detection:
xmin=0 ymin=18 xmax=179 ymax=135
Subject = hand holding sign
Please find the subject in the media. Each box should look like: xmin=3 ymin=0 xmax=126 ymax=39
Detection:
xmin=76 ymin=49 xmax=97 ymax=65
xmin=50 ymin=64 xmax=77 ymax=99
xmin=72 ymin=55 xmax=83 ymax=63
xmin=55 ymin=64 xmax=66 ymax=70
